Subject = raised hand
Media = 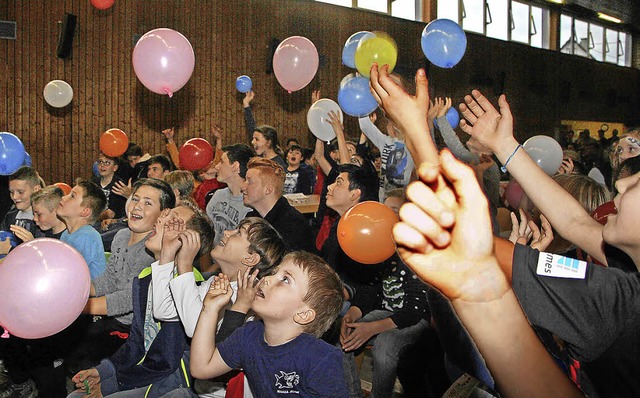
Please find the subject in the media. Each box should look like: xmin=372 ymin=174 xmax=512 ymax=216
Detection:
xmin=393 ymin=150 xmax=508 ymax=302
xmin=112 ymin=179 xmax=132 ymax=198
xmin=160 ymin=217 xmax=186 ymax=263
xmin=311 ymin=89 xmax=321 ymax=104
xmin=176 ymin=229 xmax=201 ymax=272
xmin=242 ymin=91 xmax=255 ymax=108
xmin=529 ymin=214 xmax=553 ymax=251
xmin=436 ymin=97 xmax=452 ymax=118
xmin=203 ymin=273 xmax=233 ymax=312
xmin=162 ymin=127 xmax=175 ymax=141
xmin=508 ymin=208 xmax=533 ymax=245
xmin=9 ymin=225 xmax=34 ymax=243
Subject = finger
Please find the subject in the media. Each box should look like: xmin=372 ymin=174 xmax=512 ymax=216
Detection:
xmin=497 ymin=94 xmax=513 ymax=122
xmin=517 ymin=208 xmax=529 ymax=235
xmin=458 ymin=102 xmax=477 ymax=127
xmin=416 ymin=163 xmax=440 ymax=185
xmin=368 ymin=63 xmax=389 ymax=102
xmin=392 ymin=222 xmax=433 ymax=253
xmin=405 ymin=180 xmax=455 ymax=227
xmin=413 ymin=68 xmax=429 ymax=108
xmin=439 ymin=150 xmax=489 ymax=217
xmin=463 ymin=94 xmax=485 ymax=119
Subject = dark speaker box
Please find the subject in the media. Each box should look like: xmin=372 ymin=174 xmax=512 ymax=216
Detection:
xmin=57 ymin=13 xmax=77 ymax=59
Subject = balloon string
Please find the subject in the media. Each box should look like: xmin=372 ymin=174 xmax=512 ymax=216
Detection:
xmin=164 ymin=88 xmax=174 ymax=98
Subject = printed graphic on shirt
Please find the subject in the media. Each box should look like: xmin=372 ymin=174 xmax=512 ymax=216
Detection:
xmin=210 ymin=200 xmax=243 ymax=243
xmin=382 ymin=268 xmax=404 ymax=311
xmin=536 ymin=251 xmax=587 ymax=279
xmin=385 ymin=142 xmax=408 ymax=186
xmin=275 ymin=370 xmax=300 ymax=393
xmin=284 ymin=170 xmax=300 ymax=195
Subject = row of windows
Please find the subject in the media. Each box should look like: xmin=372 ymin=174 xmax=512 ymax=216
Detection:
xmin=315 ymin=0 xmax=632 ymax=67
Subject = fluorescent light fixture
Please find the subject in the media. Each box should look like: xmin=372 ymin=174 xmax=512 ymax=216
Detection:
xmin=598 ymin=12 xmax=622 ymax=23
xmin=547 ymin=0 xmax=563 ymax=4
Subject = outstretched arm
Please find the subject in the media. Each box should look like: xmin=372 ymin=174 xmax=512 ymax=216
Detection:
xmin=458 ymin=90 xmax=605 ymax=264
xmin=394 ymin=150 xmax=583 ymax=398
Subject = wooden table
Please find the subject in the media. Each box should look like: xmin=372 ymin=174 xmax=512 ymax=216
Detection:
xmin=286 ymin=194 xmax=320 ymax=214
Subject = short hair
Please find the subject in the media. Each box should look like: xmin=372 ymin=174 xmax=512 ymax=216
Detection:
xmin=254 ymin=125 xmax=281 ymax=151
xmin=384 ymin=187 xmax=406 ymax=202
xmin=237 ymin=217 xmax=286 ymax=278
xmin=164 ymin=170 xmax=195 ymax=201
xmin=247 ymin=157 xmax=285 ymax=197
xmin=223 ymin=143 xmax=256 ymax=179
xmin=283 ymin=251 xmax=344 ymax=338
xmin=177 ymin=201 xmax=214 ymax=261
xmin=99 ymin=152 xmax=120 ymax=165
xmin=337 ymin=163 xmax=379 ymax=202
xmin=124 ymin=143 xmax=143 ymax=158
xmin=286 ymin=138 xmax=299 ymax=147
xmin=31 ymin=186 xmax=64 ymax=211
xmin=131 ymin=178 xmax=176 ymax=210
xmin=76 ymin=180 xmax=107 ymax=223
xmin=148 ymin=155 xmax=174 ymax=173
xmin=285 ymin=145 xmax=306 ymax=162
xmin=9 ymin=166 xmax=45 ymax=188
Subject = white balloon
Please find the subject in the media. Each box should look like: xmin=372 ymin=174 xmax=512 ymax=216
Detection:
xmin=43 ymin=80 xmax=73 ymax=108
xmin=307 ymin=99 xmax=343 ymax=142
xmin=523 ymin=135 xmax=563 ymax=175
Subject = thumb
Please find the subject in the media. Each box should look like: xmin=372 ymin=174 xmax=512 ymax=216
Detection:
xmin=497 ymin=94 xmax=512 ymax=121
xmin=414 ymin=68 xmax=429 ymax=105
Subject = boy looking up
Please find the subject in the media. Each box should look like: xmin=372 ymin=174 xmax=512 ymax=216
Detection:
xmin=190 ymin=251 xmax=348 ymax=397
xmin=0 ymin=166 xmax=44 ymax=253
xmin=57 ymin=180 xmax=108 ymax=280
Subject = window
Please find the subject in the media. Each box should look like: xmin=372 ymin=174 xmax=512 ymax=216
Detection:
xmin=486 ymin=0 xmax=508 ymax=41
xmin=315 ymin=0 xmax=417 ymax=21
xmin=560 ymin=14 xmax=631 ymax=67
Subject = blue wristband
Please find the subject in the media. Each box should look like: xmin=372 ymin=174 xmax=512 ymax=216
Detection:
xmin=500 ymin=144 xmax=523 ymax=173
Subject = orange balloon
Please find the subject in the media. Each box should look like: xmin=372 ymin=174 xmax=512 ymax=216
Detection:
xmin=337 ymin=201 xmax=399 ymax=264
xmin=99 ymin=128 xmax=129 ymax=157
xmin=53 ymin=182 xmax=72 ymax=195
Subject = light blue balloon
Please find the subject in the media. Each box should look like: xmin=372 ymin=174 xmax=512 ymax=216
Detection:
xmin=342 ymin=31 xmax=374 ymax=69
xmin=235 ymin=75 xmax=253 ymax=93
xmin=0 ymin=132 xmax=26 ymax=176
xmin=337 ymin=75 xmax=378 ymax=117
xmin=421 ymin=19 xmax=467 ymax=68
xmin=23 ymin=152 xmax=32 ymax=167
xmin=434 ymin=107 xmax=460 ymax=130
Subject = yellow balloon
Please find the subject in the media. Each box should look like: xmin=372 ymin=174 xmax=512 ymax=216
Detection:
xmin=354 ymin=33 xmax=398 ymax=77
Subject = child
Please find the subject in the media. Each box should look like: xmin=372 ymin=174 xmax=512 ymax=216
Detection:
xmin=284 ymin=144 xmax=315 ymax=195
xmin=92 ymin=153 xmax=127 ymax=223
xmin=147 ymin=155 xmax=174 ymax=180
xmin=9 ymin=185 xmax=66 ymax=242
xmin=57 ymin=180 xmax=108 ymax=280
xmin=0 ymin=166 xmax=44 ymax=254
xmin=69 ymin=203 xmax=213 ymax=397
xmin=190 ymin=251 xmax=348 ymax=397
xmin=164 ymin=170 xmax=196 ymax=205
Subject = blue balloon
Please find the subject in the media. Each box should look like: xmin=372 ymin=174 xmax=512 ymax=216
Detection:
xmin=0 ymin=231 xmax=17 ymax=247
xmin=421 ymin=19 xmax=467 ymax=68
xmin=23 ymin=152 xmax=32 ymax=167
xmin=0 ymin=132 xmax=26 ymax=176
xmin=337 ymin=75 xmax=378 ymax=117
xmin=342 ymin=31 xmax=374 ymax=69
xmin=235 ymin=75 xmax=253 ymax=93
xmin=434 ymin=107 xmax=460 ymax=130
xmin=93 ymin=161 xmax=100 ymax=178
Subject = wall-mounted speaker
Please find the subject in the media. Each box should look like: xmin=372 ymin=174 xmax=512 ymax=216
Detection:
xmin=57 ymin=13 xmax=77 ymax=59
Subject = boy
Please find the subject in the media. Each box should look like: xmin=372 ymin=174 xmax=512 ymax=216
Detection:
xmin=284 ymin=144 xmax=315 ymax=195
xmin=70 ymin=203 xmax=213 ymax=397
xmin=9 ymin=185 xmax=67 ymax=242
xmin=57 ymin=180 xmax=108 ymax=280
xmin=205 ymin=143 xmax=254 ymax=245
xmin=0 ymin=166 xmax=44 ymax=254
xmin=147 ymin=155 xmax=174 ymax=180
xmin=190 ymin=251 xmax=348 ymax=397
xmin=92 ymin=153 xmax=127 ymax=221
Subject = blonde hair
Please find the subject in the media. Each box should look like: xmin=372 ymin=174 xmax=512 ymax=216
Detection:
xmin=164 ymin=170 xmax=195 ymax=201
xmin=610 ymin=129 xmax=640 ymax=169
xmin=31 ymin=186 xmax=64 ymax=211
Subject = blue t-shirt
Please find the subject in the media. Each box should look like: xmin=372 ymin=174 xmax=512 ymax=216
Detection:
xmin=218 ymin=321 xmax=347 ymax=397
xmin=61 ymin=224 xmax=106 ymax=279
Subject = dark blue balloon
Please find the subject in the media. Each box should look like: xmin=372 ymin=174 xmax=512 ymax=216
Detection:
xmin=434 ymin=107 xmax=460 ymax=130
xmin=23 ymin=152 xmax=32 ymax=167
xmin=235 ymin=75 xmax=253 ymax=93
xmin=0 ymin=132 xmax=26 ymax=176
xmin=337 ymin=75 xmax=378 ymax=117
xmin=421 ymin=19 xmax=467 ymax=68
xmin=93 ymin=161 xmax=100 ymax=178
xmin=0 ymin=230 xmax=17 ymax=247
xmin=342 ymin=31 xmax=373 ymax=69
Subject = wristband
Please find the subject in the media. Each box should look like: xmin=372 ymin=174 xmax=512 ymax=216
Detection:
xmin=500 ymin=144 xmax=522 ymax=173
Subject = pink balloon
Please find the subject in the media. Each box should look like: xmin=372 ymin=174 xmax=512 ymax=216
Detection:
xmin=273 ymin=36 xmax=319 ymax=93
xmin=504 ymin=179 xmax=523 ymax=209
xmin=132 ymin=28 xmax=195 ymax=97
xmin=0 ymin=238 xmax=91 ymax=339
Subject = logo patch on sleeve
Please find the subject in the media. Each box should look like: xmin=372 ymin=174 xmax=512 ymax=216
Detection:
xmin=536 ymin=252 xmax=587 ymax=279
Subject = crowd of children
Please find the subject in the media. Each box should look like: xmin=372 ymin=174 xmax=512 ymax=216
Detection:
xmin=0 ymin=58 xmax=638 ymax=398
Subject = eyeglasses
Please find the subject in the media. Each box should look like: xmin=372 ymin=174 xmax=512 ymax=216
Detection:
xmin=97 ymin=160 xmax=114 ymax=166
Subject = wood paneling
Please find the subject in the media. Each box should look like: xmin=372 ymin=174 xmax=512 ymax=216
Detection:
xmin=0 ymin=0 xmax=638 ymax=184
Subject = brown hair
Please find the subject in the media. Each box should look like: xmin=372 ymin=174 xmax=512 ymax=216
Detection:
xmin=164 ymin=170 xmax=195 ymax=202
xmin=246 ymin=157 xmax=285 ymax=196
xmin=178 ymin=201 xmax=214 ymax=261
xmin=237 ymin=217 xmax=286 ymax=278
xmin=283 ymin=251 xmax=344 ymax=338
xmin=9 ymin=166 xmax=45 ymax=188
xmin=75 ymin=179 xmax=107 ymax=223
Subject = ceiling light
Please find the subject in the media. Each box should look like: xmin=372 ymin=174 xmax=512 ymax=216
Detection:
xmin=598 ymin=12 xmax=622 ymax=24
xmin=547 ymin=0 xmax=563 ymax=4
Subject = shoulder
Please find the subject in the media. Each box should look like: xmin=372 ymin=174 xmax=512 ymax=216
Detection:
xmin=112 ymin=228 xmax=131 ymax=244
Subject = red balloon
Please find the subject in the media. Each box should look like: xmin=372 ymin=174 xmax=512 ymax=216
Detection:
xmin=53 ymin=182 xmax=72 ymax=195
xmin=179 ymin=138 xmax=214 ymax=171
xmin=90 ymin=0 xmax=115 ymax=10
xmin=337 ymin=201 xmax=399 ymax=264
xmin=99 ymin=128 xmax=129 ymax=158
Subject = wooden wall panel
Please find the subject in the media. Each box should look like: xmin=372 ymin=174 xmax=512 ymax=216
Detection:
xmin=0 ymin=0 xmax=638 ymax=184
